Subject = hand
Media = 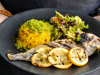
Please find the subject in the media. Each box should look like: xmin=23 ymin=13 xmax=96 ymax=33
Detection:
xmin=0 ymin=14 xmax=8 ymax=24
xmin=93 ymin=15 xmax=100 ymax=21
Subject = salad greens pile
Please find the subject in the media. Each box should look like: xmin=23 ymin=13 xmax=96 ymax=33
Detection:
xmin=50 ymin=11 xmax=89 ymax=41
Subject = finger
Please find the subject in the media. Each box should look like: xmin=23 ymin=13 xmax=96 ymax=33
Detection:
xmin=0 ymin=14 xmax=8 ymax=24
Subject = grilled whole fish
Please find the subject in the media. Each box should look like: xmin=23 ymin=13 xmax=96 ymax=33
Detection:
xmin=7 ymin=33 xmax=100 ymax=61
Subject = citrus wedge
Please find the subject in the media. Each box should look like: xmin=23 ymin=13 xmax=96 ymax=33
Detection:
xmin=68 ymin=47 xmax=88 ymax=66
xmin=48 ymin=47 xmax=72 ymax=69
xmin=31 ymin=47 xmax=52 ymax=67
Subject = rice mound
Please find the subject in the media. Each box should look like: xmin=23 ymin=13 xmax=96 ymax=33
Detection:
xmin=16 ymin=19 xmax=52 ymax=49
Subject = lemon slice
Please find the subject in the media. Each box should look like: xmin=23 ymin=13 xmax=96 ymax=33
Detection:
xmin=48 ymin=47 xmax=72 ymax=69
xmin=31 ymin=47 xmax=52 ymax=67
xmin=68 ymin=47 xmax=88 ymax=66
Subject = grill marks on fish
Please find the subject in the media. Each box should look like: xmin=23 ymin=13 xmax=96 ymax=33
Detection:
xmin=7 ymin=33 xmax=100 ymax=61
xmin=58 ymin=41 xmax=71 ymax=49
xmin=45 ymin=39 xmax=78 ymax=50
xmin=80 ymin=33 xmax=100 ymax=56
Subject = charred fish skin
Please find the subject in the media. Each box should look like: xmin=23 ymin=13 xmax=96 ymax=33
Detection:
xmin=80 ymin=33 xmax=97 ymax=43
xmin=80 ymin=33 xmax=100 ymax=56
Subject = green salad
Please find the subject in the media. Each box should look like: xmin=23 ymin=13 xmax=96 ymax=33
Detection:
xmin=50 ymin=11 xmax=89 ymax=41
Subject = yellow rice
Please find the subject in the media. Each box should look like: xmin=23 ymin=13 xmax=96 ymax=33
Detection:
xmin=16 ymin=19 xmax=52 ymax=49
